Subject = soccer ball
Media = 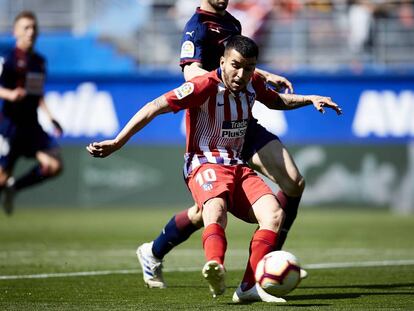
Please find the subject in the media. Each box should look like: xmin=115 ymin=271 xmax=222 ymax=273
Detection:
xmin=255 ymin=250 xmax=301 ymax=296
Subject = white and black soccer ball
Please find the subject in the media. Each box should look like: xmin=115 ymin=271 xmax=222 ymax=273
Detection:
xmin=255 ymin=250 xmax=301 ymax=296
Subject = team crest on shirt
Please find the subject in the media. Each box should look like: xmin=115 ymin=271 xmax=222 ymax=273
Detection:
xmin=174 ymin=82 xmax=194 ymax=99
xmin=180 ymin=40 xmax=195 ymax=58
xmin=202 ymin=182 xmax=214 ymax=191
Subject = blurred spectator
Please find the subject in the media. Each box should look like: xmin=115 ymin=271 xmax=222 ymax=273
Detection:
xmin=347 ymin=0 xmax=375 ymax=54
xmin=169 ymin=0 xmax=197 ymax=30
xmin=397 ymin=0 xmax=414 ymax=28
xmin=273 ymin=0 xmax=302 ymax=22
xmin=227 ymin=0 xmax=273 ymax=42
xmin=88 ymin=0 xmax=152 ymax=38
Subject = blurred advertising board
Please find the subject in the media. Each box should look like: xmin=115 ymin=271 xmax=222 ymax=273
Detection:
xmin=38 ymin=73 xmax=414 ymax=145
xmin=7 ymin=72 xmax=414 ymax=211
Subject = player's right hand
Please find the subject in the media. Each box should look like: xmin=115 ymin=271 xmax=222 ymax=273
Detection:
xmin=86 ymin=140 xmax=119 ymax=158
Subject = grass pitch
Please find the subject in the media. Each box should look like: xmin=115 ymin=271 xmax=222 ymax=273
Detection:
xmin=0 ymin=207 xmax=413 ymax=310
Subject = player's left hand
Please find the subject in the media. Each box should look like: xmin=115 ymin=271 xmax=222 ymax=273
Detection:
xmin=86 ymin=140 xmax=119 ymax=158
xmin=266 ymin=74 xmax=294 ymax=94
xmin=51 ymin=119 xmax=64 ymax=137
xmin=308 ymin=95 xmax=342 ymax=115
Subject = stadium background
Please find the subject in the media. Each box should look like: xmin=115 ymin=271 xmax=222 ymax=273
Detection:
xmin=0 ymin=0 xmax=413 ymax=213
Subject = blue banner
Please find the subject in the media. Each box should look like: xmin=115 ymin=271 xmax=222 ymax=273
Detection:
xmin=39 ymin=72 xmax=414 ymax=145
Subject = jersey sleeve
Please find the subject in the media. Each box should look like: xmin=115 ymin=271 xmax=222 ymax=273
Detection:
xmin=164 ymin=74 xmax=215 ymax=113
xmin=179 ymin=21 xmax=207 ymax=69
xmin=252 ymin=73 xmax=282 ymax=106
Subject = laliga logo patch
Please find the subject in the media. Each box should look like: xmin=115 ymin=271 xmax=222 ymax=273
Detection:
xmin=181 ymin=40 xmax=195 ymax=58
xmin=174 ymin=82 xmax=194 ymax=100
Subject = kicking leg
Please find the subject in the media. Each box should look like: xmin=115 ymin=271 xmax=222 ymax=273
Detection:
xmin=233 ymin=194 xmax=286 ymax=303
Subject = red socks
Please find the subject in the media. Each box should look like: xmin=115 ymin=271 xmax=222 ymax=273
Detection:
xmin=241 ymin=229 xmax=278 ymax=291
xmin=202 ymin=223 xmax=227 ymax=264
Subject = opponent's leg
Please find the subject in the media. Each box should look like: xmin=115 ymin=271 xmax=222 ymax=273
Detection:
xmin=249 ymin=139 xmax=305 ymax=250
xmin=12 ymin=148 xmax=63 ymax=191
xmin=137 ymin=203 xmax=202 ymax=288
xmin=0 ymin=166 xmax=13 ymax=215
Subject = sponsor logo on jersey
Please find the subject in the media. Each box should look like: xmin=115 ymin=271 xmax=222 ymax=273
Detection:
xmin=221 ymin=119 xmax=248 ymax=138
xmin=180 ymin=40 xmax=195 ymax=58
xmin=174 ymin=82 xmax=194 ymax=100
xmin=25 ymin=72 xmax=45 ymax=95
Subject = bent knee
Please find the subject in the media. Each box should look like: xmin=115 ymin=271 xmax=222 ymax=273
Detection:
xmin=281 ymin=175 xmax=305 ymax=197
xmin=256 ymin=202 xmax=286 ymax=232
xmin=41 ymin=160 xmax=63 ymax=177
xmin=187 ymin=204 xmax=204 ymax=227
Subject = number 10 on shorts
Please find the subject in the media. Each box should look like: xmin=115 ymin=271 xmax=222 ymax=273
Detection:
xmin=195 ymin=168 xmax=217 ymax=191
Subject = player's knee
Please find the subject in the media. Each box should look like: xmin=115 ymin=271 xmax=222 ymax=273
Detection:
xmin=41 ymin=160 xmax=63 ymax=177
xmin=187 ymin=204 xmax=203 ymax=228
xmin=0 ymin=173 xmax=8 ymax=187
xmin=259 ymin=206 xmax=285 ymax=232
xmin=281 ymin=175 xmax=305 ymax=197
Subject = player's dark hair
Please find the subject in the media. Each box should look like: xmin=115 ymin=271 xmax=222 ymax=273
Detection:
xmin=14 ymin=10 xmax=37 ymax=25
xmin=225 ymin=35 xmax=259 ymax=59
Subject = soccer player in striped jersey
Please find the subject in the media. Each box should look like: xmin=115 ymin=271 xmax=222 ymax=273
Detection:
xmin=137 ymin=0 xmax=309 ymax=289
xmin=0 ymin=11 xmax=63 ymax=215
xmin=87 ymin=35 xmax=341 ymax=302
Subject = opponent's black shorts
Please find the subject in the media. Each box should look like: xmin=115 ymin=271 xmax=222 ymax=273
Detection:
xmin=241 ymin=118 xmax=280 ymax=162
xmin=0 ymin=117 xmax=59 ymax=170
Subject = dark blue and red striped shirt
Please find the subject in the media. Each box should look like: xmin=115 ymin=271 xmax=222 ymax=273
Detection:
xmin=0 ymin=47 xmax=46 ymax=126
xmin=179 ymin=7 xmax=242 ymax=71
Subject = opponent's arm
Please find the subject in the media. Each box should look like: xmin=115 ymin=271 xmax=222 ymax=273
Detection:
xmin=0 ymin=86 xmax=26 ymax=101
xmin=264 ymin=93 xmax=342 ymax=115
xmin=183 ymin=62 xmax=208 ymax=81
xmin=39 ymin=97 xmax=63 ymax=136
xmin=255 ymin=68 xmax=293 ymax=94
xmin=87 ymin=96 xmax=172 ymax=158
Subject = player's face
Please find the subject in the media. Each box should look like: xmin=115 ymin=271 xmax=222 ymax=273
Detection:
xmin=207 ymin=0 xmax=229 ymax=12
xmin=14 ymin=17 xmax=38 ymax=51
xmin=220 ymin=49 xmax=257 ymax=93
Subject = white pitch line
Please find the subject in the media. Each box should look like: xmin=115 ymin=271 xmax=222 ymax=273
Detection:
xmin=1 ymin=259 xmax=413 ymax=281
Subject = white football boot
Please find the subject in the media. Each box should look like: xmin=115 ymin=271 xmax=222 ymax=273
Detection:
xmin=202 ymin=260 xmax=226 ymax=298
xmin=136 ymin=242 xmax=166 ymax=288
xmin=232 ymin=283 xmax=287 ymax=303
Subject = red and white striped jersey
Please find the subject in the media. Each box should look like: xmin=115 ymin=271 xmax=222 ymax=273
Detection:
xmin=165 ymin=69 xmax=279 ymax=177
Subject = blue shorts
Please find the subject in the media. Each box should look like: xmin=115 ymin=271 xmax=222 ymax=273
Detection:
xmin=0 ymin=117 xmax=59 ymax=170
xmin=241 ymin=118 xmax=280 ymax=162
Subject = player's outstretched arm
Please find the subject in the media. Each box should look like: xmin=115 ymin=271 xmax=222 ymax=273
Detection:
xmin=263 ymin=93 xmax=342 ymax=115
xmin=255 ymin=68 xmax=293 ymax=94
xmin=87 ymin=95 xmax=172 ymax=158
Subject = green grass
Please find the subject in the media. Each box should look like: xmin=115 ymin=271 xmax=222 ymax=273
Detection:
xmin=0 ymin=207 xmax=413 ymax=310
